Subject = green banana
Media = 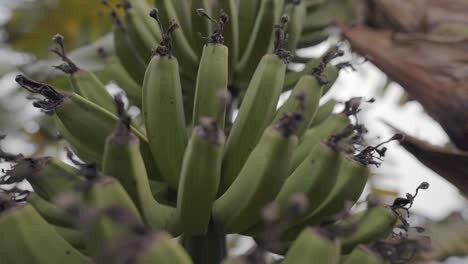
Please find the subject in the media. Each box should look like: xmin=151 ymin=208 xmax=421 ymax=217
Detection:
xmin=213 ymin=114 xmax=299 ymax=233
xmin=321 ymin=61 xmax=342 ymax=95
xmin=286 ymin=156 xmax=370 ymax=239
xmin=236 ymin=0 xmax=277 ymax=88
xmin=78 ymin=186 xmax=189 ymax=264
xmin=309 ymin=99 xmax=337 ymax=127
xmin=191 ymin=0 xmax=212 ymax=54
xmin=274 ymin=0 xmax=286 ymax=25
xmin=68 ymin=70 xmax=116 ymax=114
xmin=338 ymin=206 xmax=398 ymax=253
xmin=16 ymin=75 xmax=161 ymax=182
xmin=27 ymin=192 xmax=74 ymax=228
xmin=238 ymin=0 xmax=260 ymax=57
xmin=287 ymin=134 xmax=405 ymax=239
xmin=192 ymin=10 xmax=229 ymax=128
xmin=304 ymin=0 xmax=327 ymax=8
xmin=148 ymin=179 xmax=176 ymax=205
xmin=181 ymin=73 xmax=197 ymax=126
xmin=216 ymin=0 xmax=239 ymax=81
xmin=285 ymin=0 xmax=307 ymax=54
xmin=121 ymin=1 xmax=158 ymax=63
xmin=50 ymin=34 xmax=116 ymax=113
xmin=302 ymin=19 xmax=329 ymax=36
xmin=244 ymin=143 xmax=342 ymax=236
xmin=104 ymin=56 xmax=143 ymax=108
xmin=82 ymin=177 xmax=142 ymax=219
xmin=153 ymin=3 xmax=198 ymax=77
xmin=180 ymin=228 xmax=227 ymax=263
xmin=111 ymin=11 xmax=147 ymax=84
xmin=0 ymin=202 xmax=91 ymax=264
xmin=283 ymin=47 xmax=342 ymax=89
xmin=303 ymin=0 xmax=351 ymax=32
xmin=102 ymin=99 xmax=181 ymax=235
xmin=142 ymin=17 xmax=187 ymax=190
xmin=54 ymin=225 xmax=86 ymax=250
xmin=305 ymin=157 xmax=370 ymax=224
xmin=221 ymin=48 xmax=289 ymax=192
xmin=289 ymin=113 xmax=350 ymax=172
xmin=131 ymin=232 xmax=193 ymax=264
xmin=54 ymin=115 xmax=102 ymax=163
xmin=81 ymin=176 xmax=142 ymax=263
xmin=129 ymin=0 xmax=163 ymax=42
xmin=282 ymin=227 xmax=340 ymax=264
xmin=4 ymin=157 xmax=81 ymax=202
xmin=31 ymin=161 xmax=81 ymax=201
xmin=343 ymin=246 xmax=385 ymax=264
xmin=276 ymin=144 xmax=342 ymax=222
xmin=177 ymin=118 xmax=224 ymax=235
xmin=28 ymin=157 xmax=83 ymax=201
xmin=297 ymin=29 xmax=330 ymax=49
xmin=273 ymin=74 xmax=323 ymax=139
xmin=171 ymin=0 xmax=192 ymax=37
xmin=291 ymin=54 xmax=314 ymax=63
xmin=102 ymin=95 xmax=154 ymax=211
xmin=284 ymin=58 xmax=322 ymax=89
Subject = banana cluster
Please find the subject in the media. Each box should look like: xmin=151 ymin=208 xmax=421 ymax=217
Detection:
xmin=0 ymin=0 xmax=407 ymax=263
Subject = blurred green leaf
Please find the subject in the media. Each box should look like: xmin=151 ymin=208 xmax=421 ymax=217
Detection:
xmin=4 ymin=0 xmax=122 ymax=57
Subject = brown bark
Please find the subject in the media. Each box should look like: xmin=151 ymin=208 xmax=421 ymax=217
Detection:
xmin=339 ymin=24 xmax=468 ymax=150
xmin=399 ymin=134 xmax=468 ymax=196
xmin=337 ymin=0 xmax=468 ymax=193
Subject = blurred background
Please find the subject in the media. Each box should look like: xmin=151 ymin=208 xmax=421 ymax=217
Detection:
xmin=0 ymin=0 xmax=467 ymax=263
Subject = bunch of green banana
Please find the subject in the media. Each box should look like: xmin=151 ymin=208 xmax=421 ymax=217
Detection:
xmin=98 ymin=0 xmax=353 ymax=88
xmin=0 ymin=0 xmax=417 ymax=263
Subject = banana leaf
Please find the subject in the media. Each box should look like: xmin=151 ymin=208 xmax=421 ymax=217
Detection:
xmin=385 ymin=122 xmax=468 ymax=197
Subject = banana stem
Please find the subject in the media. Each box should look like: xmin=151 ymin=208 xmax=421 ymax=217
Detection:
xmin=180 ymin=224 xmax=227 ymax=264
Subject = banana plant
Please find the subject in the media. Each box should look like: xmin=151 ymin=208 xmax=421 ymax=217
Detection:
xmin=0 ymin=0 xmax=431 ymax=263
